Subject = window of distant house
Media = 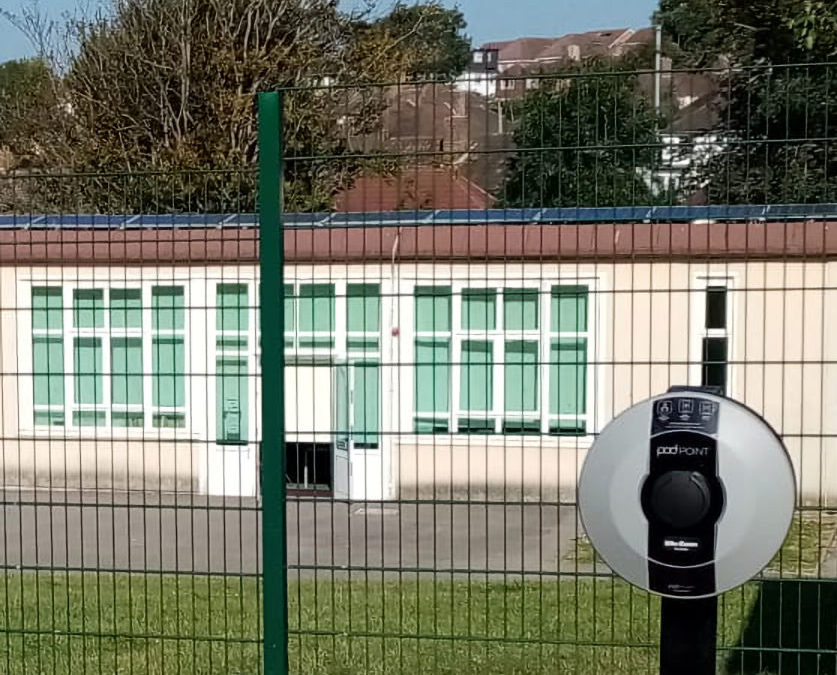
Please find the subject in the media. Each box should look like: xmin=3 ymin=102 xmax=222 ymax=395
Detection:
xmin=501 ymin=79 xmax=516 ymax=90
xmin=473 ymin=51 xmax=484 ymax=64
xmin=526 ymin=78 xmax=540 ymax=90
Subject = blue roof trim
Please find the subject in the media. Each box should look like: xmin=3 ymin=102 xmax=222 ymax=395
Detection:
xmin=1 ymin=204 xmax=837 ymax=230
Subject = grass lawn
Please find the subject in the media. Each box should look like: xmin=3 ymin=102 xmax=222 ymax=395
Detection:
xmin=0 ymin=571 xmax=761 ymax=675
xmin=0 ymin=510 xmax=832 ymax=674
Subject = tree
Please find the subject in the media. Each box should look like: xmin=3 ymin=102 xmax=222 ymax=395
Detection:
xmin=655 ymin=0 xmax=837 ymax=204
xmin=359 ymin=2 xmax=471 ymax=80
xmin=0 ymin=58 xmax=56 ymax=158
xmin=656 ymin=0 xmax=837 ymax=65
xmin=2 ymin=0 xmax=461 ymax=213
xmin=503 ymin=61 xmax=665 ymax=208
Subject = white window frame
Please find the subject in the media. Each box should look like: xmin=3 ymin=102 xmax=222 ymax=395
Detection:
xmin=408 ymin=277 xmax=597 ymax=437
xmin=690 ymin=274 xmax=735 ymax=397
xmin=500 ymin=78 xmax=516 ymax=91
xmin=412 ymin=285 xmax=454 ymax=433
xmin=19 ymin=277 xmax=193 ymax=438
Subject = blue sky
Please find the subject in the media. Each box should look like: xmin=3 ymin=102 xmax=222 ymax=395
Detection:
xmin=0 ymin=0 xmax=659 ymax=63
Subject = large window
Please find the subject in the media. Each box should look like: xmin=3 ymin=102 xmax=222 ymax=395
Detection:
xmin=30 ymin=284 xmax=188 ymax=431
xmin=414 ymin=283 xmax=590 ymax=435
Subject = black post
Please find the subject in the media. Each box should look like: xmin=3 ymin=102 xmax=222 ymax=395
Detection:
xmin=660 ymin=597 xmax=717 ymax=675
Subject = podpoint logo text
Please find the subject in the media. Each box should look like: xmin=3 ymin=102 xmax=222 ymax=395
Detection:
xmin=656 ymin=444 xmax=710 ymax=458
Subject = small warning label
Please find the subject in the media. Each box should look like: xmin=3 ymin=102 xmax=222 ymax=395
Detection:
xmin=652 ymin=397 xmax=719 ymax=435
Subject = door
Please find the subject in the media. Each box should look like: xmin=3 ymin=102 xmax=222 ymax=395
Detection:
xmin=333 ymin=362 xmax=350 ymax=499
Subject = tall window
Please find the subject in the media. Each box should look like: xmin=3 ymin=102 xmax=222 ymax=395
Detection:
xmin=151 ymin=286 xmax=186 ymax=428
xmin=701 ymin=286 xmax=729 ymax=394
xmin=110 ymin=289 xmax=143 ymax=428
xmin=549 ymin=286 xmax=588 ymax=434
xmin=347 ymin=284 xmax=380 ymax=448
xmin=414 ymin=286 xmax=452 ymax=433
xmin=32 ymin=287 xmax=65 ymax=427
xmin=415 ymin=283 xmax=590 ymax=435
xmin=217 ymin=284 xmax=249 ymax=443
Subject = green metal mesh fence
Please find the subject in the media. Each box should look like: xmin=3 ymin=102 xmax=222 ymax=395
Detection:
xmin=0 ymin=62 xmax=836 ymax=674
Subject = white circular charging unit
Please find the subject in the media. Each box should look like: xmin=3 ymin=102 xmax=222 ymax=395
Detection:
xmin=579 ymin=389 xmax=795 ymax=599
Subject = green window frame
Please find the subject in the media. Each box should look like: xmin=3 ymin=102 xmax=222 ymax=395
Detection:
xmin=548 ymin=286 xmax=589 ymax=434
xmin=413 ymin=286 xmax=452 ymax=433
xmin=110 ymin=288 xmax=144 ymax=428
xmin=216 ymin=283 xmax=249 ymax=443
xmin=32 ymin=287 xmax=65 ymax=427
xmin=458 ymin=339 xmax=494 ymax=433
xmin=151 ymin=285 xmax=186 ymax=429
xmin=347 ymin=283 xmax=380 ymax=353
xmin=297 ymin=283 xmax=335 ymax=349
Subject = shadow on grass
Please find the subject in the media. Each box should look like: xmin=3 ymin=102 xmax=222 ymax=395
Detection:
xmin=724 ymin=579 xmax=837 ymax=675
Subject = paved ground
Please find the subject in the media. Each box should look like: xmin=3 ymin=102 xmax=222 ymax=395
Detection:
xmin=0 ymin=489 xmax=580 ymax=578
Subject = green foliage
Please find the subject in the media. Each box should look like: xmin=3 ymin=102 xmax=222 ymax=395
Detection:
xmin=655 ymin=0 xmax=837 ymax=65
xmin=370 ymin=1 xmax=471 ymax=80
xmin=3 ymin=0 xmax=464 ymax=213
xmin=503 ymin=62 xmax=665 ymax=208
xmin=0 ymin=58 xmax=55 ymax=155
xmin=689 ymin=64 xmax=837 ymax=204
xmin=656 ymin=0 xmax=837 ymax=205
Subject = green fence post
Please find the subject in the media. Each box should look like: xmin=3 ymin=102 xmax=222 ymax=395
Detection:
xmin=258 ymin=90 xmax=289 ymax=675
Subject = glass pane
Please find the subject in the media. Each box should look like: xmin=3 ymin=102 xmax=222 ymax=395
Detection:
xmin=352 ymin=362 xmax=379 ymax=447
xmin=153 ymin=412 xmax=186 ymax=429
xmin=152 ymin=286 xmax=185 ymax=331
xmin=110 ymin=289 xmax=142 ymax=329
xmin=217 ymin=283 xmax=249 ymax=332
xmin=284 ymin=284 xmax=294 ymax=333
xmin=73 ymin=289 xmax=104 ymax=329
xmin=152 ymin=337 xmax=185 ymax=407
xmin=414 ymin=418 xmax=449 ymax=434
xmin=112 ymin=411 xmax=144 ymax=428
xmin=705 ymin=287 xmax=727 ymax=330
xmin=298 ymin=283 xmax=335 ymax=334
xmin=459 ymin=340 xmax=493 ymax=412
xmin=415 ymin=339 xmax=450 ymax=414
xmin=503 ymin=419 xmax=541 ymax=435
xmin=702 ymin=337 xmax=728 ymax=393
xmin=457 ymin=418 xmax=495 ymax=434
xmin=549 ymin=338 xmax=587 ymax=416
xmin=111 ymin=337 xmax=143 ymax=405
xmin=217 ymin=336 xmax=248 ymax=351
xmin=505 ymin=340 xmax=538 ymax=413
xmin=347 ymin=283 xmax=380 ymax=333
xmin=504 ymin=289 xmax=538 ymax=330
xmin=461 ymin=289 xmax=496 ymax=330
xmin=73 ymin=337 xmax=103 ymax=405
xmin=32 ymin=287 xmax=63 ymax=330
xmin=348 ymin=337 xmax=379 ymax=352
xmin=33 ymin=336 xmax=64 ymax=408
xmin=73 ymin=410 xmax=106 ymax=427
xmin=551 ymin=286 xmax=588 ymax=333
xmin=415 ymin=286 xmax=451 ymax=332
xmin=34 ymin=411 xmax=65 ymax=427
xmin=217 ymin=357 xmax=248 ymax=443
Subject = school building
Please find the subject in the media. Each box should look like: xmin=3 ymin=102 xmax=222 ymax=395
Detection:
xmin=1 ymin=207 xmax=835 ymax=504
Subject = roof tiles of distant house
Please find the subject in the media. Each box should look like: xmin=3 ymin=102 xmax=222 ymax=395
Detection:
xmin=334 ymin=166 xmax=495 ymax=212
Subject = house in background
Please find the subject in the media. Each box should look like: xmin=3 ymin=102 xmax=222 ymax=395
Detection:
xmin=456 ymin=28 xmax=658 ymax=98
xmin=1 ymin=209 xmax=835 ymax=507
